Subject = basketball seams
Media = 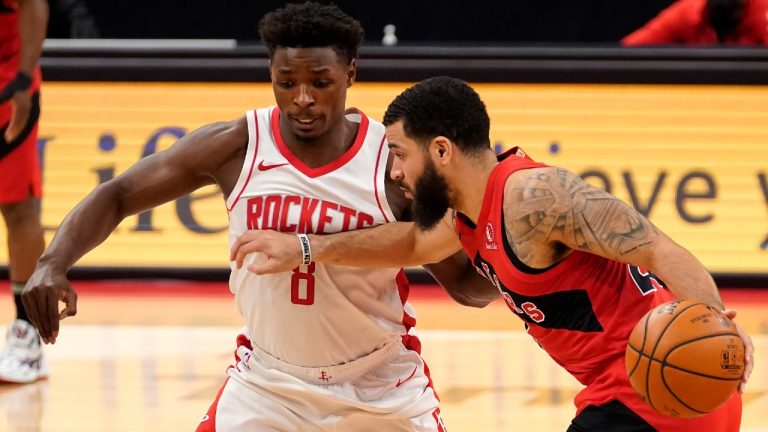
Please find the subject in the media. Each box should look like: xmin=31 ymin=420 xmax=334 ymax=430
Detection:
xmin=643 ymin=301 xmax=701 ymax=410
xmin=629 ymin=337 xmax=743 ymax=381
xmin=659 ymin=333 xmax=730 ymax=417
xmin=627 ymin=300 xmax=743 ymax=418
xmin=626 ymin=311 xmax=651 ymax=378
xmin=660 ymin=366 xmax=709 ymax=416
xmin=661 ymin=361 xmax=742 ymax=381
xmin=661 ymin=332 xmax=742 ymax=381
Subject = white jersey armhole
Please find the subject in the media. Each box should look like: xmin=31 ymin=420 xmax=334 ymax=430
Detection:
xmin=226 ymin=109 xmax=259 ymax=211
xmin=373 ymin=133 xmax=396 ymax=223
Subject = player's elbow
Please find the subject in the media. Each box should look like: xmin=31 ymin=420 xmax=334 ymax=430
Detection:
xmin=454 ymin=294 xmax=495 ymax=308
xmin=443 ymin=285 xmax=498 ymax=308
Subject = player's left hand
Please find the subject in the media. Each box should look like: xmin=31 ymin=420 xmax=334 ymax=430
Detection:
xmin=22 ymin=263 xmax=78 ymax=345
xmin=1 ymin=71 xmax=33 ymax=142
xmin=5 ymin=91 xmax=32 ymax=143
xmin=723 ymin=309 xmax=753 ymax=393
xmin=231 ymin=230 xmax=303 ymax=274
xmin=4 ymin=91 xmax=32 ymax=142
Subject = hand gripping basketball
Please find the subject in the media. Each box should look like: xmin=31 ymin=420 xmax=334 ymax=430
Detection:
xmin=625 ymin=300 xmax=746 ymax=418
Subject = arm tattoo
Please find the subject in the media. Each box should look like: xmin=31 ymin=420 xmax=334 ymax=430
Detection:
xmin=505 ymin=168 xmax=657 ymax=261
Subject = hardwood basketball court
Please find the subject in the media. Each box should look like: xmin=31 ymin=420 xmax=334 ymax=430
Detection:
xmin=0 ymin=282 xmax=765 ymax=431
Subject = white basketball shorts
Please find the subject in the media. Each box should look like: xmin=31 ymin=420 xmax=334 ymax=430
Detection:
xmin=195 ymin=329 xmax=446 ymax=431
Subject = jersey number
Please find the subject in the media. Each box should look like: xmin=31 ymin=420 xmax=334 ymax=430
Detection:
xmin=628 ymin=265 xmax=664 ymax=296
xmin=291 ymin=262 xmax=316 ymax=305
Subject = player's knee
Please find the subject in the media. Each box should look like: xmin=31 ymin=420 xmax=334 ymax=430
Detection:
xmin=0 ymin=200 xmax=38 ymax=224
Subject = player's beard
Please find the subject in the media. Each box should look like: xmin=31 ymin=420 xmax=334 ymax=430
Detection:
xmin=411 ymin=158 xmax=451 ymax=231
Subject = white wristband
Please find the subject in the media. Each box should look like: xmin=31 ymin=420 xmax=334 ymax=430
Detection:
xmin=297 ymin=234 xmax=312 ymax=265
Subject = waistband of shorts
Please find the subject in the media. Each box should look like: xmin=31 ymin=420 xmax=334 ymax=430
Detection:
xmin=246 ymin=337 xmax=403 ymax=385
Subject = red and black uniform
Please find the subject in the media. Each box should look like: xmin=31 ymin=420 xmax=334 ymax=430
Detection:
xmin=1 ymin=0 xmax=43 ymax=204
xmin=622 ymin=0 xmax=768 ymax=45
xmin=454 ymin=148 xmax=741 ymax=431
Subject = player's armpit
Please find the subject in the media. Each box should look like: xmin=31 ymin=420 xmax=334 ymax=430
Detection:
xmin=425 ymin=251 xmax=500 ymax=308
xmin=502 ymin=166 xmax=659 ymax=264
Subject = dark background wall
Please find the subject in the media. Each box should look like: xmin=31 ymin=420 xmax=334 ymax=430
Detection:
xmin=47 ymin=0 xmax=676 ymax=43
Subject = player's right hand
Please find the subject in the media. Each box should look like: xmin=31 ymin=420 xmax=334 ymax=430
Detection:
xmin=21 ymin=265 xmax=78 ymax=344
xmin=231 ymin=230 xmax=303 ymax=274
xmin=723 ymin=309 xmax=754 ymax=394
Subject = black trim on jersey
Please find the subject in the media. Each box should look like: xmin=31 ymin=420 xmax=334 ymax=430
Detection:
xmin=628 ymin=265 xmax=667 ymax=295
xmin=455 ymin=211 xmax=477 ymax=229
xmin=0 ymin=92 xmax=40 ymax=159
xmin=500 ymin=210 xmax=555 ymax=275
xmin=473 ymin=254 xmax=604 ymax=332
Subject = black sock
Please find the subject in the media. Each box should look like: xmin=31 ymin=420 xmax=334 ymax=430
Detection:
xmin=14 ymin=293 xmax=31 ymax=323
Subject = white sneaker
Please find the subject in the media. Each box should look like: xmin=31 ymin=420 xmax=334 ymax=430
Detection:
xmin=0 ymin=320 xmax=48 ymax=384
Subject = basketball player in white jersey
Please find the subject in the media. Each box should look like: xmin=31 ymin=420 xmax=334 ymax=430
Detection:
xmin=19 ymin=3 xmax=498 ymax=431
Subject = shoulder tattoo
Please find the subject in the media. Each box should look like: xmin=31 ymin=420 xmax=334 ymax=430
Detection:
xmin=505 ymin=168 xmax=657 ymax=257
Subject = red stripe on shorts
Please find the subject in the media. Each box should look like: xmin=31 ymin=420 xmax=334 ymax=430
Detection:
xmin=195 ymin=377 xmax=229 ymax=432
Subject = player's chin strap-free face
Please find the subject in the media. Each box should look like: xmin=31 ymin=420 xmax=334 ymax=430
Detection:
xmin=0 ymin=71 xmax=33 ymax=104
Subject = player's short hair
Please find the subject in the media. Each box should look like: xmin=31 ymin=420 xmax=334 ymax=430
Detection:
xmin=383 ymin=76 xmax=491 ymax=154
xmin=258 ymin=2 xmax=364 ymax=64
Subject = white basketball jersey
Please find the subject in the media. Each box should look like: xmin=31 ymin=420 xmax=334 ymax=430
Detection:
xmin=226 ymin=106 xmax=417 ymax=368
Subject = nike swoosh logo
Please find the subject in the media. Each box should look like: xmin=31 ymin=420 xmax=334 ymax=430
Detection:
xmin=395 ymin=366 xmax=418 ymax=387
xmin=258 ymin=161 xmax=289 ymax=171
xmin=200 ymin=414 xmax=210 ymax=423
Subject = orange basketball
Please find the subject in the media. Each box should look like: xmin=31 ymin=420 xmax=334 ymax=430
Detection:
xmin=625 ymin=299 xmax=744 ymax=418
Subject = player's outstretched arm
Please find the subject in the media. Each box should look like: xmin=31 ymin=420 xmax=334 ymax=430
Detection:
xmin=502 ymin=166 xmax=753 ymax=390
xmin=23 ymin=118 xmax=248 ymax=344
xmin=231 ymin=211 xmax=463 ymax=274
xmin=232 ymin=215 xmax=499 ymax=307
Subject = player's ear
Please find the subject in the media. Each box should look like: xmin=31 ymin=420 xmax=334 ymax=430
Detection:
xmin=430 ymin=136 xmax=452 ymax=166
xmin=346 ymin=59 xmax=357 ymax=87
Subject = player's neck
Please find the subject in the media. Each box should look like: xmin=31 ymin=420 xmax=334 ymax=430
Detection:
xmin=280 ymin=116 xmax=359 ymax=168
xmin=450 ymin=150 xmax=498 ymax=222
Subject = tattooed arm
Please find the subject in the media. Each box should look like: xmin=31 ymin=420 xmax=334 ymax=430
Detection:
xmin=502 ymin=166 xmax=724 ymax=310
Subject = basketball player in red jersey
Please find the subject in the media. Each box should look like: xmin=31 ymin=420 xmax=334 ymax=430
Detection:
xmin=231 ymin=77 xmax=754 ymax=431
xmin=17 ymin=4 xmax=499 ymax=431
xmin=0 ymin=0 xmax=48 ymax=384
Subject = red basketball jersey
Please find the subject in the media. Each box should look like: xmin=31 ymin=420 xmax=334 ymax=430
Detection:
xmin=0 ymin=0 xmax=21 ymax=76
xmin=454 ymin=148 xmax=741 ymax=430
xmin=0 ymin=0 xmax=41 ymax=89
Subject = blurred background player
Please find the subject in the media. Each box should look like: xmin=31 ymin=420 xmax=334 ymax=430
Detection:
xmin=0 ymin=0 xmax=48 ymax=384
xmin=622 ymin=0 xmax=768 ymax=45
